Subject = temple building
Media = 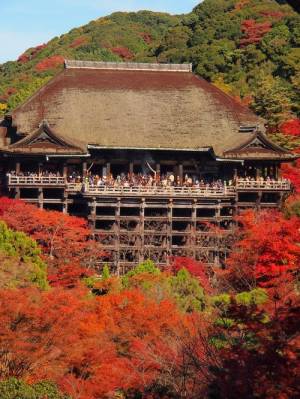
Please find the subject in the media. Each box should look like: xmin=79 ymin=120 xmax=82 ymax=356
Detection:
xmin=0 ymin=60 xmax=296 ymax=272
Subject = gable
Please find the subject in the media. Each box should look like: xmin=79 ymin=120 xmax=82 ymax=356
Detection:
xmin=8 ymin=120 xmax=87 ymax=154
xmin=223 ymin=131 xmax=295 ymax=160
xmin=30 ymin=129 xmax=64 ymax=147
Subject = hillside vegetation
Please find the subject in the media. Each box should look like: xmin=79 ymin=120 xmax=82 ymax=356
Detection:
xmin=153 ymin=0 xmax=300 ymax=129
xmin=0 ymin=0 xmax=299 ymax=133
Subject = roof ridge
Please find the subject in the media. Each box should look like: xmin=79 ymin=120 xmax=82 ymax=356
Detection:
xmin=64 ymin=60 xmax=193 ymax=73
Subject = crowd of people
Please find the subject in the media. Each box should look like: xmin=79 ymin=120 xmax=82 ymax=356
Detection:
xmin=79 ymin=172 xmax=226 ymax=189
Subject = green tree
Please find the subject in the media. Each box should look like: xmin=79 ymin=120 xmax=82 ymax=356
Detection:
xmin=0 ymin=221 xmax=48 ymax=290
xmin=169 ymin=268 xmax=205 ymax=312
xmin=0 ymin=378 xmax=68 ymax=399
xmin=251 ymin=75 xmax=294 ymax=126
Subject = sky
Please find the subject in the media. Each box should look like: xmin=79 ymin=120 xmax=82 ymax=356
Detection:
xmin=0 ymin=0 xmax=200 ymax=63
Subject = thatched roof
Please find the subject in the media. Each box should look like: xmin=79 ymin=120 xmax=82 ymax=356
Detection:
xmin=7 ymin=61 xmax=292 ymax=159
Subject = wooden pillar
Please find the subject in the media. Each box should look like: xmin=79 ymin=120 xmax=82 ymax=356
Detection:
xmin=15 ymin=188 xmax=20 ymax=200
xmin=129 ymin=162 xmax=134 ymax=176
xmin=63 ymin=164 xmax=68 ymax=179
xmin=106 ymin=162 xmax=111 ymax=178
xmin=257 ymin=191 xmax=262 ymax=210
xmin=156 ymin=163 xmax=160 ymax=182
xmin=233 ymin=168 xmax=238 ymax=182
xmin=256 ymin=165 xmax=264 ymax=179
xmin=139 ymin=198 xmax=145 ymax=263
xmin=89 ymin=197 xmax=96 ymax=230
xmin=275 ymin=164 xmax=279 ymax=179
xmin=38 ymin=188 xmax=43 ymax=210
xmin=192 ymin=199 xmax=197 ymax=258
xmin=15 ymin=162 xmax=20 ymax=174
xmin=82 ymin=161 xmax=87 ymax=179
xmin=63 ymin=201 xmax=68 ymax=214
xmin=179 ymin=164 xmax=183 ymax=184
xmin=167 ymin=199 xmax=173 ymax=265
xmin=115 ymin=198 xmax=121 ymax=276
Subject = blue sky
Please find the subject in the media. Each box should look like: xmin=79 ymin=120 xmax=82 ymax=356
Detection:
xmin=0 ymin=0 xmax=200 ymax=63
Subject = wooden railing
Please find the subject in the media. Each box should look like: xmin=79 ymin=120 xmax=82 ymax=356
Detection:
xmin=236 ymin=179 xmax=291 ymax=190
xmin=7 ymin=175 xmax=291 ymax=194
xmin=78 ymin=184 xmax=236 ymax=197
xmin=7 ymin=175 xmax=66 ymax=186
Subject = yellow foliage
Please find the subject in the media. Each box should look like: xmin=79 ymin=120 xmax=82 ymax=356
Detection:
xmin=212 ymin=75 xmax=234 ymax=96
xmin=97 ymin=18 xmax=114 ymax=26
xmin=0 ymin=103 xmax=7 ymax=112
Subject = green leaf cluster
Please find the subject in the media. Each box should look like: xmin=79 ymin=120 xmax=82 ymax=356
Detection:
xmin=0 ymin=221 xmax=48 ymax=290
xmin=0 ymin=378 xmax=68 ymax=399
xmin=122 ymin=261 xmax=205 ymax=312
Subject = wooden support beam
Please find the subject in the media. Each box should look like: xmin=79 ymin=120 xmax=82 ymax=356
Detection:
xmin=38 ymin=188 xmax=43 ymax=210
xmin=139 ymin=198 xmax=145 ymax=263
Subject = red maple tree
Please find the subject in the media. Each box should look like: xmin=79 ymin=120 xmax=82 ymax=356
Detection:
xmin=221 ymin=209 xmax=300 ymax=291
xmin=0 ymin=198 xmax=103 ymax=284
xmin=240 ymin=19 xmax=272 ymax=46
xmin=281 ymin=118 xmax=300 ymax=136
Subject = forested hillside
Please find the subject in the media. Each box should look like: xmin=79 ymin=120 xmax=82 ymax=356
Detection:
xmin=1 ymin=0 xmax=299 ymax=136
xmin=154 ymin=0 xmax=300 ymax=131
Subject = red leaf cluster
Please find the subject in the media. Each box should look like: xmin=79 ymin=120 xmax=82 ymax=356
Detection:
xmin=18 ymin=44 xmax=46 ymax=63
xmin=224 ymin=210 xmax=300 ymax=290
xmin=281 ymin=158 xmax=300 ymax=192
xmin=0 ymin=198 xmax=103 ymax=285
xmin=69 ymin=36 xmax=88 ymax=48
xmin=0 ymin=87 xmax=17 ymax=101
xmin=111 ymin=47 xmax=134 ymax=60
xmin=240 ymin=19 xmax=272 ymax=46
xmin=280 ymin=118 xmax=300 ymax=136
xmin=234 ymin=0 xmax=250 ymax=11
xmin=139 ymin=32 xmax=153 ymax=44
xmin=0 ymin=286 xmax=211 ymax=398
xmin=259 ymin=10 xmax=286 ymax=20
xmin=35 ymin=55 xmax=64 ymax=71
